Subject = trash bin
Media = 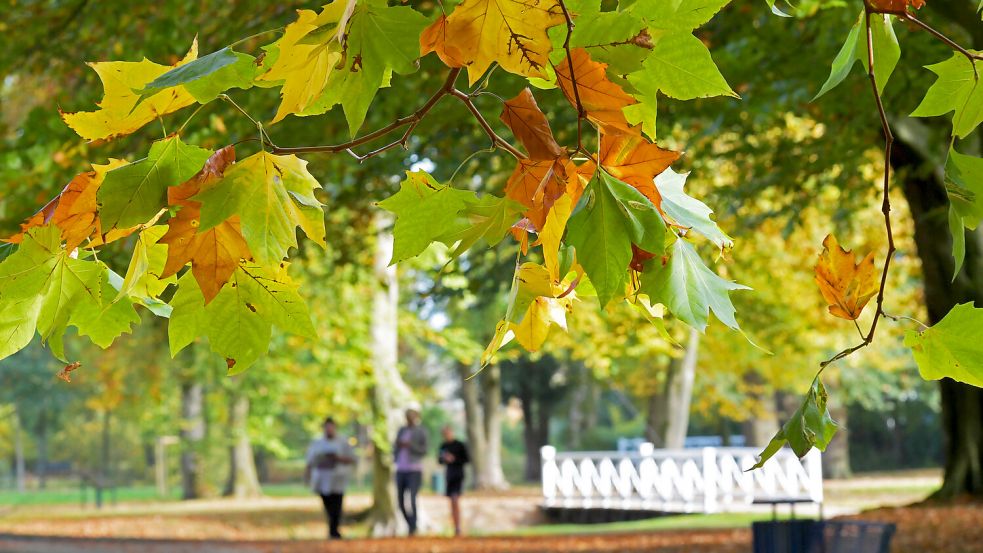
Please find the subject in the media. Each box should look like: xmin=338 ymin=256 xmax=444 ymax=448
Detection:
xmin=752 ymin=520 xmax=820 ymax=553
xmin=431 ymin=471 xmax=445 ymax=494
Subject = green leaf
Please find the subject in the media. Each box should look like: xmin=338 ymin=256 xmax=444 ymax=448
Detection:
xmin=139 ymin=48 xmax=240 ymax=97
xmin=301 ymin=1 xmax=428 ymax=135
xmin=765 ymin=0 xmax=791 ymax=17
xmin=655 ymin=167 xmax=733 ymax=249
xmin=639 ymin=238 xmax=749 ymax=332
xmin=99 ymin=136 xmax=212 ymax=231
xmin=905 ymin=302 xmax=983 ymax=388
xmin=628 ymin=31 xmax=737 ymax=102
xmin=911 ymin=51 xmax=983 ymax=139
xmin=168 ymin=263 xmax=313 ymax=372
xmin=183 ymin=52 xmax=260 ymax=103
xmin=377 ymin=171 xmax=475 ymax=264
xmin=442 ymin=195 xmax=526 ymax=259
xmin=814 ymin=12 xmax=900 ymax=100
xmin=195 ymin=152 xmax=325 ymax=266
xmin=70 ymin=268 xmax=140 ymax=349
xmin=944 ymin=148 xmax=983 ymax=277
xmin=567 ymin=171 xmax=666 ymax=308
xmin=629 ymin=0 xmax=732 ymax=32
xmin=751 ymin=377 xmax=838 ymax=469
xmin=117 ymin=226 xmax=173 ymax=301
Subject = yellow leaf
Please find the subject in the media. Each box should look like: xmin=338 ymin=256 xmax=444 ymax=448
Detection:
xmin=61 ymin=41 xmax=199 ymax=141
xmin=534 ymin=193 xmax=573 ymax=282
xmin=257 ymin=2 xmax=354 ymax=123
xmin=441 ymin=0 xmax=565 ymax=85
xmin=814 ymin=234 xmax=879 ymax=320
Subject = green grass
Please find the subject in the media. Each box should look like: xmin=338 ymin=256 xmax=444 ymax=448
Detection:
xmin=508 ymin=512 xmax=793 ymax=536
xmin=0 ymin=485 xmax=180 ymax=507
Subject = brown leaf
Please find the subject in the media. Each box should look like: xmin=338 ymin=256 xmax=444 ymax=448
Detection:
xmin=554 ymin=48 xmax=638 ymax=135
xmin=814 ymin=234 xmax=879 ymax=320
xmin=56 ymin=361 xmax=82 ymax=383
xmin=505 ymin=158 xmax=592 ymax=230
xmin=419 ymin=15 xmax=467 ymax=67
xmin=500 ymin=88 xmax=565 ymax=160
xmin=599 ymin=131 xmax=681 ymax=206
xmin=159 ymin=146 xmax=251 ymax=304
xmin=865 ymin=0 xmax=924 ymax=13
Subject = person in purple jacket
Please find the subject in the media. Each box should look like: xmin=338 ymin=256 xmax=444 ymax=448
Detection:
xmin=394 ymin=405 xmax=428 ymax=535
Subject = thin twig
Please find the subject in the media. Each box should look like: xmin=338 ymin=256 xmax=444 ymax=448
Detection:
xmin=448 ymin=89 xmax=525 ymax=160
xmin=557 ymin=0 xmax=586 ymax=153
xmin=820 ymin=10 xmax=897 ymax=369
xmin=899 ymin=13 xmax=983 ymax=64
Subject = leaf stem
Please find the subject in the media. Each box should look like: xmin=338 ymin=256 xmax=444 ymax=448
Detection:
xmin=899 ymin=13 xmax=983 ymax=66
xmin=557 ymin=0 xmax=587 ymax=153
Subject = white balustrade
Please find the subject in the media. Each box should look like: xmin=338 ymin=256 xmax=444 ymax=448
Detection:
xmin=541 ymin=444 xmax=822 ymax=513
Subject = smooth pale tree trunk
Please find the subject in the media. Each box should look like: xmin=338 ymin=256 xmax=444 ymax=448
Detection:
xmin=180 ymin=382 xmax=206 ymax=500
xmin=458 ymin=362 xmax=489 ymax=489
xmin=14 ymin=407 xmax=25 ymax=492
xmin=367 ymin=213 xmax=413 ymax=535
xmin=646 ymin=329 xmax=699 ymax=449
xmin=479 ymin=365 xmax=508 ymax=489
xmin=823 ymin=405 xmax=851 ymax=479
xmin=223 ymin=394 xmax=262 ymax=498
xmin=893 ymin=136 xmax=983 ymax=498
xmin=35 ymin=411 xmax=47 ymax=490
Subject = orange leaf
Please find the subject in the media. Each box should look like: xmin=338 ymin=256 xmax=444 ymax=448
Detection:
xmin=555 ymin=48 xmax=638 ymax=135
xmin=505 ymin=158 xmax=592 ymax=230
xmin=56 ymin=361 xmax=82 ymax=383
xmin=5 ymin=159 xmax=130 ymax=250
xmin=599 ymin=131 xmax=681 ymax=206
xmin=865 ymin=0 xmax=924 ymax=13
xmin=420 ymin=15 xmax=467 ymax=67
xmin=814 ymin=234 xmax=879 ymax=320
xmin=159 ymin=146 xmax=251 ymax=304
xmin=500 ymin=88 xmax=565 ymax=160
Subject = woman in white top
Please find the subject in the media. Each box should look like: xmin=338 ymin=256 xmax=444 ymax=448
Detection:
xmin=305 ymin=417 xmax=355 ymax=539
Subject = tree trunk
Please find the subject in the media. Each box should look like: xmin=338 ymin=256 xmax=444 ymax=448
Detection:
xmin=223 ymin=393 xmax=262 ymax=498
xmin=742 ymin=377 xmax=780 ymax=447
xmin=458 ymin=362 xmax=489 ymax=489
xmin=823 ymin=404 xmax=852 ymax=479
xmin=367 ymin=213 xmax=412 ymax=536
xmin=13 ymin=407 xmax=25 ymax=492
xmin=480 ymin=364 xmax=509 ymax=489
xmin=35 ymin=410 xmax=47 ymax=490
xmin=646 ymin=329 xmax=699 ymax=448
xmin=180 ymin=381 xmax=206 ymax=500
xmin=895 ymin=138 xmax=983 ymax=498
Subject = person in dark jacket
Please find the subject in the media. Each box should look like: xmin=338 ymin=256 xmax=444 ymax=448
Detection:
xmin=437 ymin=425 xmax=470 ymax=536
xmin=394 ymin=406 xmax=428 ymax=535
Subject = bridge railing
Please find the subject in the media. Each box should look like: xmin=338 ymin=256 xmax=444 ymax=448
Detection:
xmin=540 ymin=443 xmax=822 ymax=513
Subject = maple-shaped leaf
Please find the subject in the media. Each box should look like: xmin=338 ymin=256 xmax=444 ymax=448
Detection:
xmin=420 ymin=15 xmax=467 ymax=67
xmin=655 ymin=167 xmax=733 ymax=249
xmin=61 ymin=41 xmax=200 ymax=141
xmin=5 ymin=159 xmax=128 ymax=250
xmin=195 ymin=152 xmax=325 ymax=266
xmin=600 ymin=131 xmax=681 ymax=206
xmin=567 ymin=171 xmax=667 ymax=308
xmin=117 ymin=226 xmax=174 ymax=302
xmin=160 ymin=146 xmax=252 ymax=303
xmin=168 ymin=263 xmax=314 ymax=373
xmin=639 ymin=238 xmax=749 ymax=332
xmin=440 ymin=0 xmax=566 ymax=85
xmin=945 ymin=148 xmax=983 ymax=277
xmin=300 ymin=1 xmax=428 ymax=135
xmin=911 ymin=51 xmax=983 ymax=139
xmin=99 ymin=136 xmax=212 ymax=232
xmin=500 ymin=89 xmax=565 ymax=160
xmin=505 ymin=158 xmax=592 ymax=230
xmin=630 ymin=0 xmax=732 ymax=32
xmin=905 ymin=302 xmax=983 ymax=388
xmin=138 ymin=47 xmax=259 ymax=103
xmin=441 ymin=195 xmax=527 ymax=259
xmin=814 ymin=234 xmax=878 ymax=320
xmin=555 ymin=48 xmax=638 ymax=134
xmin=814 ymin=11 xmax=900 ymax=100
xmin=752 ymin=377 xmax=837 ymax=470
xmin=257 ymin=1 xmax=355 ymax=123
xmin=533 ymin=193 xmax=574 ymax=282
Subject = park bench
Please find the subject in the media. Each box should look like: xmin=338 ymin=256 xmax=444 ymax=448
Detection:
xmin=752 ymin=519 xmax=896 ymax=553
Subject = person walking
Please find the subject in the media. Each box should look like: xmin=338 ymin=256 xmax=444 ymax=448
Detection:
xmin=437 ymin=425 xmax=470 ymax=536
xmin=394 ymin=406 xmax=428 ymax=535
xmin=305 ymin=417 xmax=355 ymax=540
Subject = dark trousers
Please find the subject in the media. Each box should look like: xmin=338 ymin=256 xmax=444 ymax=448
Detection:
xmin=319 ymin=492 xmax=344 ymax=538
xmin=395 ymin=470 xmax=422 ymax=534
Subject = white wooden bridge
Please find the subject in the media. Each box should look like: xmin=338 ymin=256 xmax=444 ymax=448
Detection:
xmin=541 ymin=443 xmax=823 ymax=514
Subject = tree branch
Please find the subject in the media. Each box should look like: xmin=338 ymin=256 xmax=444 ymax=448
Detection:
xmin=900 ymin=13 xmax=983 ymax=64
xmin=557 ymin=0 xmax=587 ymax=154
xmin=448 ymin=89 xmax=525 ymax=160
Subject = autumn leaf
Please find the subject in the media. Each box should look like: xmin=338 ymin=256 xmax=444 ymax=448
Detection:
xmin=160 ymin=146 xmax=252 ymax=304
xmin=600 ymin=131 xmax=681 ymax=206
xmin=61 ymin=41 xmax=199 ymax=141
xmin=257 ymin=2 xmax=354 ymax=123
xmin=533 ymin=193 xmax=574 ymax=282
xmin=439 ymin=0 xmax=565 ymax=85
xmin=5 ymin=159 xmax=128 ymax=250
xmin=55 ymin=361 xmax=82 ymax=383
xmin=865 ymin=0 xmax=925 ymax=13
xmin=814 ymin=234 xmax=878 ymax=320
xmin=505 ymin=158 xmax=592 ymax=230
xmin=500 ymin=88 xmax=565 ymax=160
xmin=555 ymin=48 xmax=638 ymax=134
xmin=420 ymin=15 xmax=467 ymax=67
